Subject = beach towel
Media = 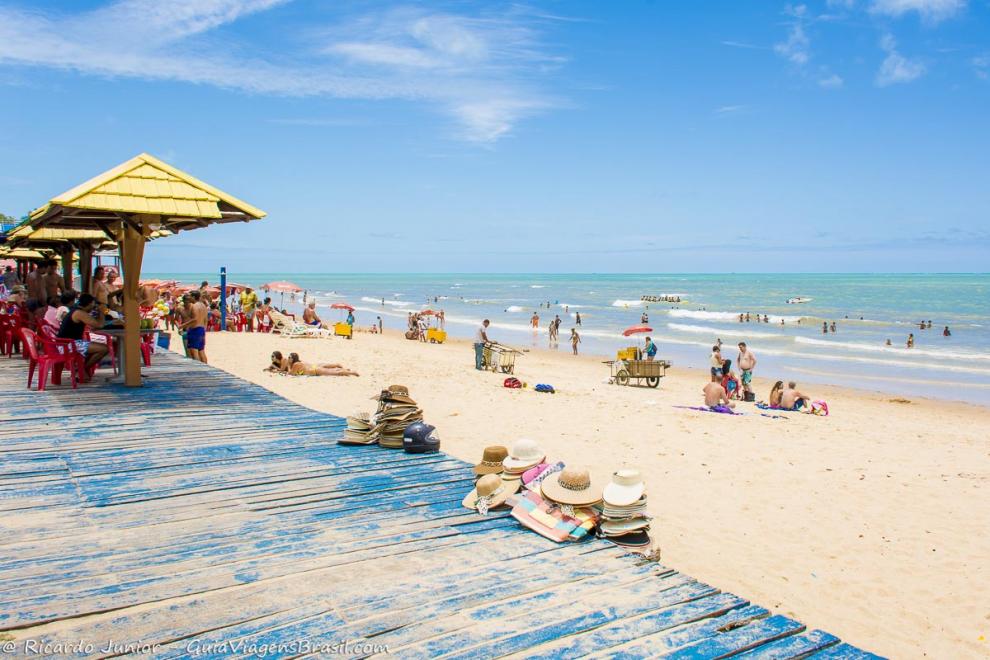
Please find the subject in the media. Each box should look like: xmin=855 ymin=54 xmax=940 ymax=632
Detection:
xmin=675 ymin=405 xmax=742 ymax=416
xmin=508 ymin=489 xmax=598 ymax=542
xmin=534 ymin=384 xmax=555 ymax=394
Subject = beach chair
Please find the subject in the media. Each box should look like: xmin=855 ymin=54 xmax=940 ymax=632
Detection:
xmin=20 ymin=327 xmax=86 ymax=391
xmin=269 ymin=310 xmax=331 ymax=338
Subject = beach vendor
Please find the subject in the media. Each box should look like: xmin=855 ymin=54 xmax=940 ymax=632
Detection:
xmin=346 ymin=309 xmax=355 ymax=329
xmin=644 ymin=336 xmax=657 ymax=361
xmin=57 ymin=293 xmax=109 ymax=373
xmin=737 ymin=342 xmax=756 ymax=399
xmin=475 ymin=319 xmax=490 ymax=369
xmin=240 ymin=287 xmax=259 ymax=332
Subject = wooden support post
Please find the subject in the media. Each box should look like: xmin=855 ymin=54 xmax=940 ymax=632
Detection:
xmin=78 ymin=244 xmax=93 ymax=295
xmin=61 ymin=245 xmax=74 ymax=291
xmin=119 ymin=221 xmax=147 ymax=387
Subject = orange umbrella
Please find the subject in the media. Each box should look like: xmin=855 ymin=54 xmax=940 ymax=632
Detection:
xmin=331 ymin=303 xmax=355 ymax=311
xmin=261 ymin=281 xmax=302 ymax=293
xmin=420 ymin=309 xmax=437 ymax=316
xmin=623 ymin=325 xmax=653 ymax=337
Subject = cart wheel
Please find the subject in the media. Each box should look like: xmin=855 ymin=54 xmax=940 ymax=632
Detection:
xmin=430 ymin=338 xmax=436 ymax=343
xmin=616 ymin=369 xmax=630 ymax=386
xmin=646 ymin=376 xmax=659 ymax=388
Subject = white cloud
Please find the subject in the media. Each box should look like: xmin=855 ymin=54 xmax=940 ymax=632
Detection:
xmin=819 ymin=73 xmax=845 ymax=88
xmin=869 ymin=0 xmax=966 ymax=23
xmin=973 ymin=54 xmax=989 ymax=80
xmin=714 ymin=105 xmax=747 ymax=114
xmin=775 ymin=24 xmax=811 ymax=65
xmin=876 ymin=33 xmax=927 ymax=85
xmin=0 ymin=1 xmax=563 ymax=143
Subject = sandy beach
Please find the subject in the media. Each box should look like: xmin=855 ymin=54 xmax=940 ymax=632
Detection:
xmin=179 ymin=328 xmax=990 ymax=658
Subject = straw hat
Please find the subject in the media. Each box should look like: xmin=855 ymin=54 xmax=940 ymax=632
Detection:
xmin=474 ymin=446 xmax=508 ymax=475
xmin=374 ymin=385 xmax=417 ymax=405
xmin=462 ymin=473 xmax=519 ymax=515
xmin=541 ymin=465 xmax=605 ymax=506
xmin=603 ymin=469 xmax=646 ymax=507
xmin=502 ymin=438 xmax=545 ymax=472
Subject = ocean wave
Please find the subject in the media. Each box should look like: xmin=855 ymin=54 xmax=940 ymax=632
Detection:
xmin=667 ymin=323 xmax=784 ymax=339
xmin=360 ymin=296 xmax=412 ymax=307
xmin=794 ymin=336 xmax=990 ymax=362
xmin=612 ymin=299 xmax=645 ymax=307
xmin=668 ymin=309 xmax=803 ymax=323
xmin=505 ymin=305 xmax=527 ymax=313
xmin=530 ymin=285 xmax=546 ymax=289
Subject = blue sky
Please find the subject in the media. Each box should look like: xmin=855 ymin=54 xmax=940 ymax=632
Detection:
xmin=1 ymin=0 xmax=988 ymax=273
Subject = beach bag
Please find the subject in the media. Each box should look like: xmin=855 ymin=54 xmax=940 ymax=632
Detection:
xmin=503 ymin=377 xmax=522 ymax=389
xmin=811 ymin=400 xmax=829 ymax=416
xmin=534 ymin=384 xmax=555 ymax=394
xmin=508 ymin=490 xmax=599 ymax=543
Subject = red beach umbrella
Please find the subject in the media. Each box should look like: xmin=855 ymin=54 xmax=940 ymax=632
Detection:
xmin=419 ymin=309 xmax=437 ymax=316
xmin=331 ymin=303 xmax=355 ymax=311
xmin=261 ymin=281 xmax=303 ymax=293
xmin=622 ymin=325 xmax=653 ymax=337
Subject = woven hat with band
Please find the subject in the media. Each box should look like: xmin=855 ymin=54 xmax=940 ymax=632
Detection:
xmin=541 ymin=465 xmax=605 ymax=506
xmin=462 ymin=473 xmax=519 ymax=515
xmin=603 ymin=469 xmax=646 ymax=507
xmin=474 ymin=446 xmax=508 ymax=475
xmin=502 ymin=438 xmax=545 ymax=472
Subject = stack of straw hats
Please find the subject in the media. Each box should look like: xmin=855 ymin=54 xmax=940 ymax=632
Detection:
xmin=372 ymin=385 xmax=423 ymax=449
xmin=501 ymin=439 xmax=545 ymax=484
xmin=339 ymin=411 xmax=375 ymax=445
xmin=541 ymin=465 xmax=605 ymax=509
xmin=600 ymin=469 xmax=651 ymax=548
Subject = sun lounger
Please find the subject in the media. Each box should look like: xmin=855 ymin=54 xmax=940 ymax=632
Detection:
xmin=269 ymin=310 xmax=331 ymax=338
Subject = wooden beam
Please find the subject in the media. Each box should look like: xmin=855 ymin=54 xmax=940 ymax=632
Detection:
xmin=60 ymin=245 xmax=73 ymax=291
xmin=78 ymin=244 xmax=93 ymax=296
xmin=119 ymin=220 xmax=147 ymax=387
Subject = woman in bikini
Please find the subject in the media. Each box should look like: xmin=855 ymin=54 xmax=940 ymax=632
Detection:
xmin=769 ymin=380 xmax=784 ymax=408
xmin=287 ymin=352 xmax=359 ymax=377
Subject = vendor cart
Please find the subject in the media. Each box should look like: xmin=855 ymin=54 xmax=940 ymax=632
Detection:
xmin=482 ymin=341 xmax=522 ymax=374
xmin=604 ymin=358 xmax=671 ymax=388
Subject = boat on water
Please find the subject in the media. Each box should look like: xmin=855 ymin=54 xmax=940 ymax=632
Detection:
xmin=786 ymin=296 xmax=813 ymax=304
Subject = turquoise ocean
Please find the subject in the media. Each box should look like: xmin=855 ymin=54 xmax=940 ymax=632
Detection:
xmin=148 ymin=273 xmax=990 ymax=405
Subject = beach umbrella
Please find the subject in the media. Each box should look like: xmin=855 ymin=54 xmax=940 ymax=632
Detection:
xmin=622 ymin=325 xmax=653 ymax=337
xmin=331 ymin=303 xmax=355 ymax=311
xmin=419 ymin=309 xmax=437 ymax=316
xmin=261 ymin=280 xmax=303 ymax=307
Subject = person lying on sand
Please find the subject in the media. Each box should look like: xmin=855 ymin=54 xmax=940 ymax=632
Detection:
xmin=265 ymin=350 xmax=290 ymax=373
xmin=703 ymin=381 xmax=735 ymax=411
xmin=287 ymin=352 xmax=359 ymax=377
xmin=780 ymin=381 xmax=811 ymax=411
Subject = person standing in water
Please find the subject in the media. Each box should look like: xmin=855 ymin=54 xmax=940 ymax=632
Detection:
xmin=575 ymin=312 xmax=582 ymax=326
xmin=907 ymin=333 xmax=915 ymax=348
xmin=531 ymin=312 xmax=539 ymax=329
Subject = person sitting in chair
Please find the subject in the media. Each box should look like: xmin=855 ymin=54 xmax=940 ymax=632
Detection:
xmin=303 ymin=302 xmax=327 ymax=328
xmin=57 ymin=293 xmax=109 ymax=374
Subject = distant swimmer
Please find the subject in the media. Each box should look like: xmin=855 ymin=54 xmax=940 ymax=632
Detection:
xmin=745 ymin=313 xmax=751 ymax=322
xmin=927 ymin=320 xmax=933 ymax=329
xmin=907 ymin=333 xmax=915 ymax=348
xmin=830 ymin=321 xmax=837 ymax=333
xmin=943 ymin=326 xmax=951 ymax=337
xmin=575 ymin=312 xmax=582 ymax=325
xmin=763 ymin=315 xmax=769 ymax=323
xmin=823 ymin=321 xmax=828 ymax=334
xmin=739 ymin=313 xmax=744 ymax=323
xmin=885 ymin=338 xmax=892 ymax=346
xmin=919 ymin=321 xmax=925 ymax=330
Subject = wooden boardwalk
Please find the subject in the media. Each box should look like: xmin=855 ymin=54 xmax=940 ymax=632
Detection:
xmin=0 ymin=351 xmax=880 ymax=658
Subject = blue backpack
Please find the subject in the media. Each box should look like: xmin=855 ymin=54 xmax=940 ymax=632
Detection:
xmin=534 ymin=384 xmax=555 ymax=394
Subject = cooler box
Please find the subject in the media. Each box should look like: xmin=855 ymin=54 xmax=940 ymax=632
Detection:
xmin=156 ymin=332 xmax=171 ymax=350
xmin=617 ymin=347 xmax=638 ymax=361
xmin=334 ymin=322 xmax=353 ymax=339
xmin=427 ymin=328 xmax=447 ymax=344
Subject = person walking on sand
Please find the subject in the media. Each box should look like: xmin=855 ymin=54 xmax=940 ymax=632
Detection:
xmin=377 ymin=316 xmax=383 ymax=334
xmin=240 ymin=287 xmax=258 ymax=332
xmin=570 ymin=328 xmax=581 ymax=355
xmin=531 ymin=312 xmax=539 ymax=329
xmin=548 ymin=319 xmax=558 ymax=344
xmin=184 ymin=291 xmax=209 ymax=364
xmin=710 ymin=345 xmax=723 ymax=382
xmin=737 ymin=342 xmax=756 ymax=400
xmin=475 ymin=320 xmax=490 ymax=369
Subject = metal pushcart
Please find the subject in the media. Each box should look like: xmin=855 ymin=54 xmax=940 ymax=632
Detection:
xmin=604 ymin=358 xmax=671 ymax=388
xmin=482 ymin=341 xmax=523 ymax=374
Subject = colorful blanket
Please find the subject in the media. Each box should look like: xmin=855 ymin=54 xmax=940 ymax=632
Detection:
xmin=508 ymin=490 xmax=598 ymax=542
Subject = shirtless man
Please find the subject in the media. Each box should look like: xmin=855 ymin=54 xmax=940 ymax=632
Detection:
xmin=780 ymin=381 xmax=811 ymax=411
xmin=26 ymin=262 xmax=48 ymax=307
xmin=183 ymin=291 xmax=209 ymax=363
xmin=43 ymin=260 xmax=66 ymax=302
xmin=703 ymin=381 xmax=735 ymax=410
xmin=737 ymin=342 xmax=757 ymax=399
xmin=91 ymin=266 xmax=110 ymax=308
xmin=302 ymin=302 xmax=327 ymax=328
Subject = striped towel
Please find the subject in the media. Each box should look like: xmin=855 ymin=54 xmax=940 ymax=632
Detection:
xmin=508 ymin=489 xmax=599 ymax=543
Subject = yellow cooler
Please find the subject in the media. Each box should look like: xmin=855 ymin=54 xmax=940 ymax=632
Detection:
xmin=334 ymin=322 xmax=353 ymax=339
xmin=427 ymin=327 xmax=447 ymax=344
xmin=617 ymin=347 xmax=639 ymax=361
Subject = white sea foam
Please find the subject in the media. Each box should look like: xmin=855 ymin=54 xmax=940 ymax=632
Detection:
xmin=530 ymin=285 xmax=546 ymax=289
xmin=360 ymin=296 xmax=412 ymax=307
xmin=668 ymin=309 xmax=803 ymax=323
xmin=794 ymin=336 xmax=990 ymax=362
xmin=505 ymin=305 xmax=526 ymax=313
xmin=667 ymin=323 xmax=783 ymax=339
xmin=612 ymin=299 xmax=645 ymax=308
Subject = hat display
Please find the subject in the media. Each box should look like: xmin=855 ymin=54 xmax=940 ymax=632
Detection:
xmin=540 ymin=465 xmax=605 ymax=506
xmin=474 ymin=446 xmax=509 ymax=475
xmin=372 ymin=385 xmax=424 ymax=448
xmin=462 ymin=474 xmax=519 ymax=515
xmin=339 ymin=411 xmax=375 ymax=445
xmin=606 ymin=529 xmax=652 ymax=548
xmin=600 ymin=517 xmax=650 ymax=535
xmin=603 ymin=469 xmax=646 ymax=507
xmin=502 ymin=438 xmax=545 ymax=472
xmin=403 ymin=422 xmax=440 ymax=454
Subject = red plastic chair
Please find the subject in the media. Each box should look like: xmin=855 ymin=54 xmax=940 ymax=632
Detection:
xmin=140 ymin=333 xmax=154 ymax=367
xmin=19 ymin=327 xmax=86 ymax=391
xmin=0 ymin=315 xmax=15 ymax=356
xmin=87 ymin=329 xmax=118 ymax=375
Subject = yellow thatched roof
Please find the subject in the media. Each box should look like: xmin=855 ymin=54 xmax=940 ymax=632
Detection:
xmin=8 ymin=225 xmax=108 ymax=242
xmin=30 ymin=153 xmax=265 ymax=227
xmin=0 ymin=247 xmax=49 ymax=260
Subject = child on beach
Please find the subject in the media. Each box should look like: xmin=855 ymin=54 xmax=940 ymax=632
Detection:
xmin=710 ymin=345 xmax=723 ymax=382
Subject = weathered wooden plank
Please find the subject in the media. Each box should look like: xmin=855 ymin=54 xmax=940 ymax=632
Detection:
xmin=733 ymin=629 xmax=840 ymax=659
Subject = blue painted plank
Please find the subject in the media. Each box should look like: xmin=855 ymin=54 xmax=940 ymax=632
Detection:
xmin=733 ymin=629 xmax=840 ymax=659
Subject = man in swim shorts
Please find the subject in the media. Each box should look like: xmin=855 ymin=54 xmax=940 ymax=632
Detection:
xmin=703 ymin=380 xmax=735 ymax=411
xmin=184 ymin=290 xmax=208 ymax=364
xmin=737 ymin=342 xmax=756 ymax=399
xmin=780 ymin=381 xmax=811 ymax=411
